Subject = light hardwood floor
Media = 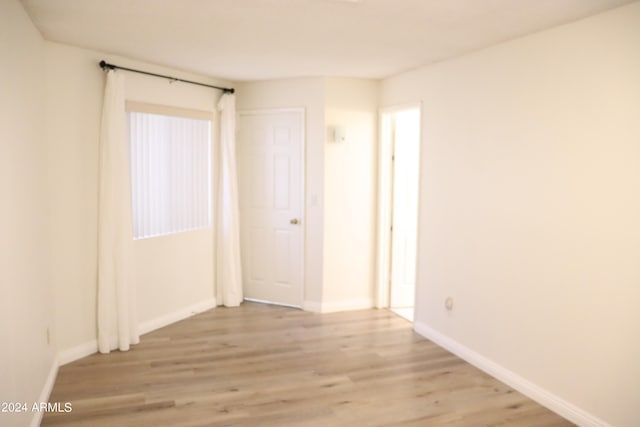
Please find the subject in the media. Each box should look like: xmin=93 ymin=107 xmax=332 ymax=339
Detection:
xmin=43 ymin=302 xmax=573 ymax=426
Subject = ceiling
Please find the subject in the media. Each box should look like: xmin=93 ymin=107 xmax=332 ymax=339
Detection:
xmin=21 ymin=0 xmax=634 ymax=82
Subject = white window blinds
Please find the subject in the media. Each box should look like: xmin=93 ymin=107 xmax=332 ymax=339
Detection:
xmin=128 ymin=109 xmax=212 ymax=239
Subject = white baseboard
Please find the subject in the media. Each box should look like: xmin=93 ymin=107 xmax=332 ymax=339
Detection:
xmin=59 ymin=340 xmax=98 ymax=366
xmin=413 ymin=321 xmax=611 ymax=427
xmin=30 ymin=354 xmax=59 ymax=427
xmin=303 ymin=300 xmax=323 ymax=313
xmin=304 ymin=298 xmax=374 ymax=314
xmin=138 ymin=298 xmax=217 ymax=336
xmin=59 ymin=298 xmax=217 ymax=366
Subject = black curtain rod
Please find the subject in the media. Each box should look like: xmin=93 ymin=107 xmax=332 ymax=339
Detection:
xmin=99 ymin=60 xmax=235 ymax=94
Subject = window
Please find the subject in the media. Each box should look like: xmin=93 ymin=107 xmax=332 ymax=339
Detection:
xmin=127 ymin=102 xmax=212 ymax=239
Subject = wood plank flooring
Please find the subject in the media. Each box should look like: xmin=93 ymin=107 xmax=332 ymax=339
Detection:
xmin=43 ymin=302 xmax=573 ymax=426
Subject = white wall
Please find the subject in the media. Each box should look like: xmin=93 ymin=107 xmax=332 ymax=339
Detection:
xmin=0 ymin=1 xmax=57 ymax=426
xmin=44 ymin=42 xmax=231 ymax=359
xmin=235 ymin=79 xmax=326 ymax=306
xmin=323 ymin=78 xmax=378 ymax=309
xmin=380 ymin=3 xmax=640 ymax=426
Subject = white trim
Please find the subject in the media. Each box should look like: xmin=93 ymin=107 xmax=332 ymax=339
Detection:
xmin=59 ymin=298 xmax=217 ymax=365
xmin=375 ymin=110 xmax=392 ymax=308
xmin=138 ymin=298 xmax=217 ymax=336
xmin=320 ymin=298 xmax=374 ymax=313
xmin=304 ymin=298 xmax=374 ymax=314
xmin=303 ymin=300 xmax=323 ymax=313
xmin=59 ymin=340 xmax=98 ymax=366
xmin=413 ymin=321 xmax=611 ymax=427
xmin=299 ymin=109 xmax=307 ymax=314
xmin=30 ymin=355 xmax=59 ymax=427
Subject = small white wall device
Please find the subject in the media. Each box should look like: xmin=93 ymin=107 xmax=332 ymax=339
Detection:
xmin=332 ymin=126 xmax=346 ymax=143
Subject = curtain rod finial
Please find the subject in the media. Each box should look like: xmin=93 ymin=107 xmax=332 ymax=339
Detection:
xmin=99 ymin=60 xmax=115 ymax=71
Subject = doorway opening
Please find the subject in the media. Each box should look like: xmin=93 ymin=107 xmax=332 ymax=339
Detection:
xmin=377 ymin=105 xmax=421 ymax=322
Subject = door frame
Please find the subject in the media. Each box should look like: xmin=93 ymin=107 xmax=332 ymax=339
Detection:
xmin=236 ymin=108 xmax=306 ymax=308
xmin=376 ymin=103 xmax=422 ymax=309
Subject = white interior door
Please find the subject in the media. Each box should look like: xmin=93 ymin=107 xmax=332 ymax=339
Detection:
xmin=237 ymin=110 xmax=304 ymax=307
xmin=389 ymin=108 xmax=420 ymax=308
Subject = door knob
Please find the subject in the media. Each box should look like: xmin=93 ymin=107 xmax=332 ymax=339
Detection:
xmin=290 ymin=218 xmax=299 ymax=225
